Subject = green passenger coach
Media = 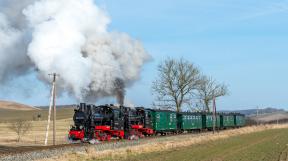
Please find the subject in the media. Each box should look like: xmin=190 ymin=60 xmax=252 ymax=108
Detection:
xmin=146 ymin=109 xmax=245 ymax=135
xmin=220 ymin=113 xmax=235 ymax=128
xmin=202 ymin=113 xmax=220 ymax=129
xmin=234 ymin=113 xmax=245 ymax=127
xmin=150 ymin=109 xmax=177 ymax=134
xmin=177 ymin=112 xmax=202 ymax=131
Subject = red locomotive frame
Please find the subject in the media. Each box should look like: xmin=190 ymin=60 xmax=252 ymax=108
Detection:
xmin=69 ymin=125 xmax=154 ymax=141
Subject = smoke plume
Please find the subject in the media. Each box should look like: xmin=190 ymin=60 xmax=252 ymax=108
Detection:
xmin=114 ymin=78 xmax=125 ymax=106
xmin=0 ymin=0 xmax=150 ymax=102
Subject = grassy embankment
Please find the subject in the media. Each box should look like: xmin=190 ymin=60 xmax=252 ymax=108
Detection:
xmin=43 ymin=124 xmax=288 ymax=161
xmin=123 ymin=127 xmax=288 ymax=161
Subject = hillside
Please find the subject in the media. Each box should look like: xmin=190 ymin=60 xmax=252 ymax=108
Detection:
xmin=0 ymin=100 xmax=74 ymax=122
xmin=36 ymin=104 xmax=76 ymax=109
xmin=221 ymin=107 xmax=285 ymax=116
xmin=0 ymin=100 xmax=39 ymax=111
xmin=248 ymin=112 xmax=288 ymax=124
xmin=0 ymin=107 xmax=74 ymax=122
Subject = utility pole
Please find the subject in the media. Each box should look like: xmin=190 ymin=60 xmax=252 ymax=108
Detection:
xmin=51 ymin=73 xmax=59 ymax=145
xmin=277 ymin=111 xmax=279 ymax=125
xmin=44 ymin=73 xmax=59 ymax=146
xmin=44 ymin=82 xmax=54 ymax=146
xmin=212 ymin=97 xmax=217 ymax=134
xmin=256 ymin=106 xmax=259 ymax=126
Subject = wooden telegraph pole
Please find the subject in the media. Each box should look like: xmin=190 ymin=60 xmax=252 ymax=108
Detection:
xmin=256 ymin=106 xmax=259 ymax=126
xmin=44 ymin=81 xmax=54 ymax=146
xmin=212 ymin=97 xmax=217 ymax=134
xmin=44 ymin=73 xmax=59 ymax=146
xmin=51 ymin=73 xmax=59 ymax=145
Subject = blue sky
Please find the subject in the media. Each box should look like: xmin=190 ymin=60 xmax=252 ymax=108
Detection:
xmin=1 ymin=0 xmax=288 ymax=110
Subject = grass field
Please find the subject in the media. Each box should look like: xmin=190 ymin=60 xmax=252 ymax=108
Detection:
xmin=0 ymin=118 xmax=73 ymax=146
xmin=121 ymin=128 xmax=288 ymax=161
xmin=0 ymin=107 xmax=74 ymax=146
xmin=41 ymin=124 xmax=288 ymax=161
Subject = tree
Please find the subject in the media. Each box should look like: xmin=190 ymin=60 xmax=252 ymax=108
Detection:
xmin=152 ymin=58 xmax=202 ymax=112
xmin=9 ymin=119 xmax=32 ymax=142
xmin=197 ymin=76 xmax=228 ymax=112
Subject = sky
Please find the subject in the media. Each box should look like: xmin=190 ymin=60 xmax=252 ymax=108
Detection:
xmin=1 ymin=0 xmax=288 ymax=110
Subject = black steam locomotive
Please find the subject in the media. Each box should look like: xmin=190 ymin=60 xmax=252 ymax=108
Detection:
xmin=69 ymin=103 xmax=154 ymax=142
xmin=69 ymin=103 xmax=246 ymax=142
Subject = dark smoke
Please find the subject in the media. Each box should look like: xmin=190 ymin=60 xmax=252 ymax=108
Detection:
xmin=114 ymin=78 xmax=125 ymax=106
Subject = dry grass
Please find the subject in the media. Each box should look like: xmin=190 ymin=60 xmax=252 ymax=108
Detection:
xmin=0 ymin=105 xmax=74 ymax=146
xmin=39 ymin=124 xmax=288 ymax=161
xmin=0 ymin=118 xmax=73 ymax=146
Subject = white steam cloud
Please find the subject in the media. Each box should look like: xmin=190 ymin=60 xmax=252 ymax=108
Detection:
xmin=0 ymin=0 xmax=150 ymax=102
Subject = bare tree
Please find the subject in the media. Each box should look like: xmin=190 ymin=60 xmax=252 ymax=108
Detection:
xmin=197 ymin=76 xmax=228 ymax=112
xmin=186 ymin=98 xmax=204 ymax=112
xmin=9 ymin=119 xmax=32 ymax=142
xmin=152 ymin=58 xmax=202 ymax=112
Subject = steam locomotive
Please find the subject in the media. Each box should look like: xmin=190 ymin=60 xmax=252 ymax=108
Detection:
xmin=69 ymin=103 xmax=245 ymax=142
xmin=69 ymin=103 xmax=154 ymax=142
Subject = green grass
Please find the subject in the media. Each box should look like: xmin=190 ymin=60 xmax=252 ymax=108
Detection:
xmin=109 ymin=128 xmax=288 ymax=161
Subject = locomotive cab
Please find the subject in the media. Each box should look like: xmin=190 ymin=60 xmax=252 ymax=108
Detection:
xmin=92 ymin=105 xmax=124 ymax=131
xmin=122 ymin=107 xmax=154 ymax=138
xmin=135 ymin=107 xmax=153 ymax=129
xmin=90 ymin=105 xmax=125 ymax=141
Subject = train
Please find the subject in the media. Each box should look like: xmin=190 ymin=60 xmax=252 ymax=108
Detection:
xmin=68 ymin=103 xmax=245 ymax=142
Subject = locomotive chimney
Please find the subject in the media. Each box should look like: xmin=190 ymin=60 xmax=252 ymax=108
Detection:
xmin=80 ymin=103 xmax=86 ymax=111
